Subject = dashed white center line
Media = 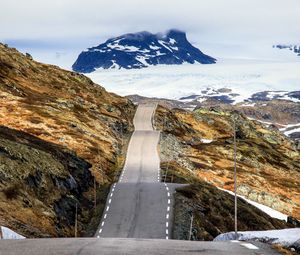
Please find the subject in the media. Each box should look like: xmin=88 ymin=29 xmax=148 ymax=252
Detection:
xmin=110 ymin=193 xmax=113 ymax=197
xmin=166 ymin=236 xmax=169 ymax=240
xmin=166 ymin=229 xmax=168 ymax=235
xmin=101 ymin=221 xmax=105 ymax=227
xmin=166 ymin=222 xmax=169 ymax=227
xmin=166 ymin=187 xmax=169 ymax=191
xmin=108 ymin=199 xmax=112 ymax=204
xmin=168 ymin=199 xmax=171 ymax=204
xmin=104 ymin=214 xmax=107 ymax=219
xmin=99 ymin=229 xmax=102 ymax=233
xmin=240 ymin=243 xmax=259 ymax=250
xmin=106 ymin=206 xmax=110 ymax=212
xmin=166 ymin=214 xmax=169 ymax=219
xmin=97 ymin=235 xmax=100 ymax=238
xmin=167 ymin=192 xmax=170 ymax=197
xmin=167 ymin=206 xmax=170 ymax=212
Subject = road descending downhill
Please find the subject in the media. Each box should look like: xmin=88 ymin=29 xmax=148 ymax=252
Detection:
xmin=95 ymin=103 xmax=182 ymax=239
xmin=0 ymin=103 xmax=282 ymax=254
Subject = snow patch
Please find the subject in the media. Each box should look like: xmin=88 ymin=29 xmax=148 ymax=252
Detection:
xmin=201 ymin=139 xmax=213 ymax=143
xmin=214 ymin=228 xmax=300 ymax=247
xmin=1 ymin=226 xmax=25 ymax=239
xmin=219 ymin=188 xmax=288 ymax=221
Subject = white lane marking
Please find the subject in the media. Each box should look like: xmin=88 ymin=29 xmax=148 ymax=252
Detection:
xmin=166 ymin=236 xmax=169 ymax=240
xmin=101 ymin=221 xmax=105 ymax=227
xmin=166 ymin=222 xmax=169 ymax=227
xmin=167 ymin=206 xmax=170 ymax=212
xmin=166 ymin=187 xmax=169 ymax=191
xmin=166 ymin=214 xmax=169 ymax=219
xmin=168 ymin=199 xmax=171 ymax=204
xmin=108 ymin=199 xmax=112 ymax=204
xmin=240 ymin=243 xmax=259 ymax=250
xmin=113 ymin=183 xmax=116 ymax=187
xmin=167 ymin=192 xmax=170 ymax=197
xmin=104 ymin=214 xmax=107 ymax=219
xmin=231 ymin=240 xmax=240 ymax=243
xmin=110 ymin=193 xmax=113 ymax=198
xmin=164 ymin=183 xmax=167 ymax=186
xmin=99 ymin=229 xmax=102 ymax=233
xmin=106 ymin=206 xmax=110 ymax=212
xmin=112 ymin=188 xmax=115 ymax=192
xmin=97 ymin=235 xmax=100 ymax=238
xmin=166 ymin=229 xmax=168 ymax=235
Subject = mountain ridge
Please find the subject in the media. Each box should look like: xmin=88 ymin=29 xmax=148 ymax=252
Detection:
xmin=72 ymin=29 xmax=216 ymax=72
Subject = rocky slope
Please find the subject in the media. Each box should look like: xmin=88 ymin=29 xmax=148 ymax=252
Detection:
xmin=129 ymin=93 xmax=300 ymax=141
xmin=154 ymin=105 xmax=300 ymax=222
xmin=0 ymin=43 xmax=135 ymax=237
xmin=72 ymin=29 xmax=216 ymax=72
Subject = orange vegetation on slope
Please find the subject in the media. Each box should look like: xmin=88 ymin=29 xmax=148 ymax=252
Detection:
xmin=156 ymin=106 xmax=300 ymax=219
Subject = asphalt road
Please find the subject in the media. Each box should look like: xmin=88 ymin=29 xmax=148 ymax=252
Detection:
xmin=0 ymin=238 xmax=279 ymax=255
xmin=0 ymin=102 xmax=280 ymax=255
xmin=96 ymin=103 xmax=182 ymax=239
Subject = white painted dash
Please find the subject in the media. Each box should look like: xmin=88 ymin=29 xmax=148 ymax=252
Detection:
xmin=166 ymin=214 xmax=169 ymax=219
xmin=104 ymin=214 xmax=107 ymax=219
xmin=240 ymin=243 xmax=259 ymax=250
xmin=101 ymin=221 xmax=105 ymax=227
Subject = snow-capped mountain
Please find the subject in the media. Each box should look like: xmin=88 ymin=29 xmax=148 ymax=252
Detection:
xmin=72 ymin=29 xmax=216 ymax=72
xmin=273 ymin=44 xmax=300 ymax=56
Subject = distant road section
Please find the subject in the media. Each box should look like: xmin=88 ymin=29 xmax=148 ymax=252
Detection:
xmin=96 ymin=103 xmax=181 ymax=239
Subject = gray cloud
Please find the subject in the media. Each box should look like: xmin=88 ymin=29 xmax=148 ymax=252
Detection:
xmin=1 ymin=0 xmax=299 ymax=68
xmin=1 ymin=0 xmax=300 ymax=43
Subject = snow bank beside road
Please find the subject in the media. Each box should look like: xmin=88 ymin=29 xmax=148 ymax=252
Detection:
xmin=214 ymin=228 xmax=300 ymax=249
xmin=218 ymin=188 xmax=288 ymax=221
xmin=0 ymin=226 xmax=25 ymax=239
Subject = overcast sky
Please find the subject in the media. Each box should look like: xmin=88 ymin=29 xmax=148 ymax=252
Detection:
xmin=1 ymin=0 xmax=300 ymax=68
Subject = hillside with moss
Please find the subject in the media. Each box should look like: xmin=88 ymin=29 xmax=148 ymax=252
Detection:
xmin=155 ymin=105 xmax=300 ymax=223
xmin=0 ymin=43 xmax=135 ymax=237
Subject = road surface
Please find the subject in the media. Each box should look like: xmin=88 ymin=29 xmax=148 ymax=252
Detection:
xmin=0 ymin=238 xmax=280 ymax=255
xmin=0 ymin=103 xmax=281 ymax=254
xmin=96 ymin=103 xmax=182 ymax=239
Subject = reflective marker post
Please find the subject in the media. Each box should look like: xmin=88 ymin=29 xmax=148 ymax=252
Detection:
xmin=233 ymin=116 xmax=238 ymax=240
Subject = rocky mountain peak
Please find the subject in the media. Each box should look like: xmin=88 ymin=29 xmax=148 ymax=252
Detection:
xmin=72 ymin=29 xmax=216 ymax=72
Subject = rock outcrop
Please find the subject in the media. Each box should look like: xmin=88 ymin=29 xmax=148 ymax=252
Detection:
xmin=0 ymin=43 xmax=135 ymax=237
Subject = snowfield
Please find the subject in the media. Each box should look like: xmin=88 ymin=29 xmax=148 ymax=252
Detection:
xmin=87 ymin=58 xmax=300 ymax=104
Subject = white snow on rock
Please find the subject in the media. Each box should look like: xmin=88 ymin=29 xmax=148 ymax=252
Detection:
xmin=284 ymin=127 xmax=300 ymax=136
xmin=1 ymin=226 xmax=25 ymax=239
xmin=201 ymin=139 xmax=213 ymax=143
xmin=218 ymin=188 xmax=288 ymax=221
xmin=214 ymin=228 xmax=300 ymax=247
